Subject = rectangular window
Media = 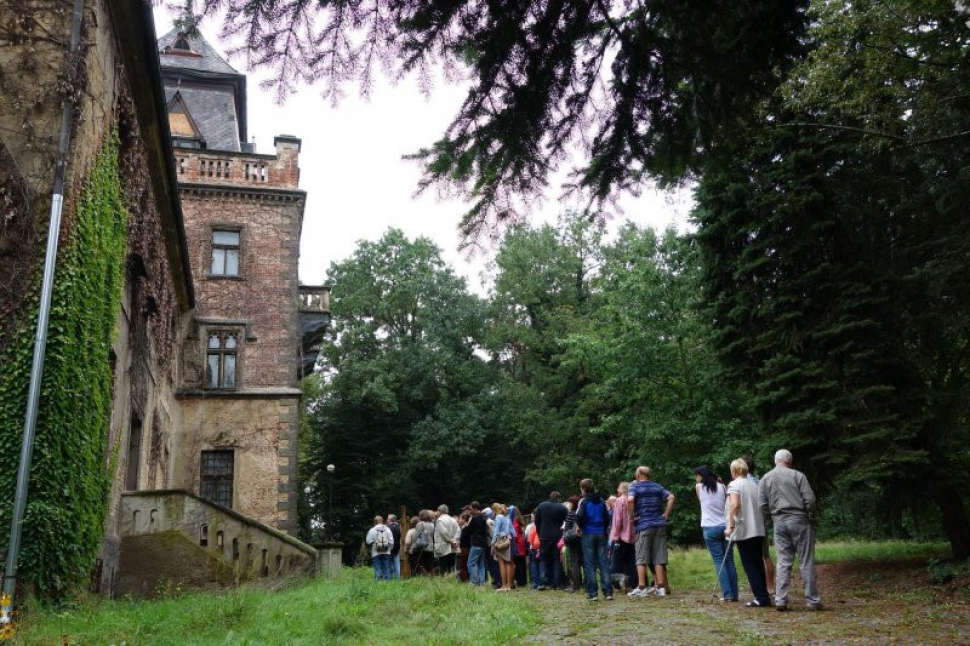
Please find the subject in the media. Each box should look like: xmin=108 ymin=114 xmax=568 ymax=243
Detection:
xmin=200 ymin=450 xmax=234 ymax=508
xmin=211 ymin=230 xmax=240 ymax=276
xmin=125 ymin=415 xmax=143 ymax=491
xmin=205 ymin=331 xmax=238 ymax=389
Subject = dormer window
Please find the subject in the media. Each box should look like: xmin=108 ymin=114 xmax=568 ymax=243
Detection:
xmin=173 ymin=34 xmax=192 ymax=51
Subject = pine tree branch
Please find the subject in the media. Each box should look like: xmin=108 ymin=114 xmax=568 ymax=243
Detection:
xmin=778 ymin=122 xmax=906 ymax=141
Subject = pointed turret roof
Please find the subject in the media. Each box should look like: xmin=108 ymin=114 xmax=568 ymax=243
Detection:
xmin=158 ymin=28 xmax=238 ymax=76
xmin=158 ymin=28 xmax=248 ymax=151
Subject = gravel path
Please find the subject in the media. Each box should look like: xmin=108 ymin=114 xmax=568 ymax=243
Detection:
xmin=519 ymin=562 xmax=970 ymax=645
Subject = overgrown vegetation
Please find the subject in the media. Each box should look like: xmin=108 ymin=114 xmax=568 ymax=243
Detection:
xmin=0 ymin=134 xmax=128 ymax=598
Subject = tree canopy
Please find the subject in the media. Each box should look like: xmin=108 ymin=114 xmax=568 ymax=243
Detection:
xmin=193 ymin=0 xmax=970 ymax=558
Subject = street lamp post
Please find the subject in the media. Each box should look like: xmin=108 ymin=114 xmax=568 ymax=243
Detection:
xmin=326 ymin=464 xmax=335 ymax=540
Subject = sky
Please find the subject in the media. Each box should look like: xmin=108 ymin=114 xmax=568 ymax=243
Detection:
xmin=153 ymin=10 xmax=694 ymax=295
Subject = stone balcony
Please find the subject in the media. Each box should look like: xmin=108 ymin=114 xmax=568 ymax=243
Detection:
xmin=299 ymin=285 xmax=331 ymax=378
xmin=173 ymin=135 xmax=302 ymax=190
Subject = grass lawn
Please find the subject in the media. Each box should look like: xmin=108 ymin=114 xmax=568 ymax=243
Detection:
xmin=12 ymin=571 xmax=537 ymax=645
xmin=10 ymin=541 xmax=966 ymax=645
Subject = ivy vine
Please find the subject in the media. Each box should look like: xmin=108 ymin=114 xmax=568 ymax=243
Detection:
xmin=0 ymin=132 xmax=128 ymax=599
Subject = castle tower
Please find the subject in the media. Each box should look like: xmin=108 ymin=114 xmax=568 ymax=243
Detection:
xmin=157 ymin=29 xmax=328 ymax=534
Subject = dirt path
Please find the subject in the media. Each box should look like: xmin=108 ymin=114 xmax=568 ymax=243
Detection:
xmin=520 ymin=562 xmax=970 ymax=645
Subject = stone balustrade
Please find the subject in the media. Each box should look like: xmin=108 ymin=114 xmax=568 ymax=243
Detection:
xmin=119 ymin=490 xmax=320 ymax=591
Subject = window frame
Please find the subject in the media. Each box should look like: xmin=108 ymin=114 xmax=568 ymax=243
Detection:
xmin=200 ymin=449 xmax=234 ymax=509
xmin=208 ymin=226 xmax=243 ymax=279
xmin=205 ymin=329 xmax=240 ymax=390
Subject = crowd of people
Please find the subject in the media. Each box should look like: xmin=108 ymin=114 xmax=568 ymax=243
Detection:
xmin=364 ymin=449 xmax=820 ymax=610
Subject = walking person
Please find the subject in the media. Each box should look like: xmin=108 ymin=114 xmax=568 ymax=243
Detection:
xmin=365 ymin=516 xmax=394 ymax=581
xmin=490 ymin=503 xmax=515 ymax=591
xmin=563 ymin=496 xmax=584 ymax=592
xmin=387 ymin=514 xmax=402 ymax=579
xmin=466 ymin=502 xmax=489 ymax=586
xmin=627 ymin=466 xmax=675 ymax=597
xmin=759 ymin=449 xmax=821 ymax=611
xmin=726 ymin=459 xmax=771 ymax=608
xmin=694 ymin=466 xmax=738 ymax=602
xmin=610 ymin=482 xmax=637 ymax=591
xmin=576 ymin=479 xmax=613 ymax=601
xmin=534 ymin=491 xmax=568 ymax=590
xmin=434 ymin=504 xmax=460 ymax=575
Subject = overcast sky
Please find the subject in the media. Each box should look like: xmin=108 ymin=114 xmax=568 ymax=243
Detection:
xmin=153 ymin=10 xmax=694 ymax=294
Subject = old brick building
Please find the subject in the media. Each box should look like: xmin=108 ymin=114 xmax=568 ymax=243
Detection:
xmin=153 ymin=28 xmax=322 ymax=534
xmin=0 ymin=2 xmax=327 ymax=598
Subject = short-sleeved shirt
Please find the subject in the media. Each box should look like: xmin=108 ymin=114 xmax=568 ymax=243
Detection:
xmin=629 ymin=480 xmax=671 ymax=532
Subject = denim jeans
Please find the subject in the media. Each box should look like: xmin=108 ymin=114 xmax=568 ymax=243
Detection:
xmin=528 ymin=549 xmax=541 ymax=588
xmin=372 ymin=553 xmax=392 ymax=581
xmin=703 ymin=525 xmax=738 ymax=600
xmin=581 ymin=533 xmax=612 ymax=598
xmin=468 ymin=545 xmax=486 ymax=585
xmin=391 ymin=553 xmax=401 ymax=580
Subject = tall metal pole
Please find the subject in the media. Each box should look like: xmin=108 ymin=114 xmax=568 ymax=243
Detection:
xmin=1 ymin=0 xmax=85 ymax=627
xmin=326 ymin=463 xmax=335 ymax=540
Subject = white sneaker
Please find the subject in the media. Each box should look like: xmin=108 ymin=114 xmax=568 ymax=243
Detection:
xmin=627 ymin=587 xmax=647 ymax=598
xmin=643 ymin=586 xmax=658 ymax=596
xmin=656 ymin=588 xmax=667 ymax=597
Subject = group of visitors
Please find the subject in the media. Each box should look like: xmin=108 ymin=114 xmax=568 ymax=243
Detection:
xmin=364 ymin=449 xmax=820 ymax=610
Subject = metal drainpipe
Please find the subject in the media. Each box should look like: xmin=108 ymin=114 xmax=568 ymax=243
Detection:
xmin=1 ymin=0 xmax=86 ymax=627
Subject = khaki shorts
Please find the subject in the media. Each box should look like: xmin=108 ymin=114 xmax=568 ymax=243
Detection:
xmin=635 ymin=527 xmax=668 ymax=566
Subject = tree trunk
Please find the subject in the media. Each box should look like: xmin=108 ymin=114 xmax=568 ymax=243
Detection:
xmin=930 ymin=484 xmax=970 ymax=559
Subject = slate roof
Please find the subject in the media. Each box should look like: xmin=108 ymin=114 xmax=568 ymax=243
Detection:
xmin=158 ymin=28 xmax=238 ymax=75
xmin=158 ymin=29 xmax=245 ymax=152
xmin=164 ymin=82 xmax=241 ymax=151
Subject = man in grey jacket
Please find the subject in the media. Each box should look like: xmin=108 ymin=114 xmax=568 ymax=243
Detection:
xmin=758 ymin=449 xmax=820 ymax=611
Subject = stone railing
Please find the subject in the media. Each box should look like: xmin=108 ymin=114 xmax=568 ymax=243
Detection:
xmin=298 ymin=285 xmax=331 ymax=313
xmin=120 ymin=490 xmax=319 ymax=583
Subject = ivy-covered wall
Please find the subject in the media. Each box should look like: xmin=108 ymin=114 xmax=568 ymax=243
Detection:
xmin=0 ymin=133 xmax=128 ymax=598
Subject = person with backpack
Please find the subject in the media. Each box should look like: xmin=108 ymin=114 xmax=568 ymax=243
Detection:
xmin=365 ymin=516 xmax=394 ymax=581
xmin=576 ymin=479 xmax=613 ymax=601
xmin=534 ymin=491 xmax=568 ymax=590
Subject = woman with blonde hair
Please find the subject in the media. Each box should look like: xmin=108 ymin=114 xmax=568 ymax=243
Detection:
xmin=490 ymin=503 xmax=515 ymax=591
xmin=726 ymin=458 xmax=771 ymax=607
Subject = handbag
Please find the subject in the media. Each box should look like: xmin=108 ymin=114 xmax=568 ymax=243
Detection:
xmin=494 ymin=534 xmax=511 ymax=550
xmin=563 ymin=525 xmax=582 ymax=546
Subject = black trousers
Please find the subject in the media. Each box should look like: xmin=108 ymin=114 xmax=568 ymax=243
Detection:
xmin=436 ymin=553 xmax=456 ymax=574
xmin=736 ymin=536 xmax=770 ymax=605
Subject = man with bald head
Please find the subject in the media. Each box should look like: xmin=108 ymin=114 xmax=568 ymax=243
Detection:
xmin=759 ymin=449 xmax=820 ymax=610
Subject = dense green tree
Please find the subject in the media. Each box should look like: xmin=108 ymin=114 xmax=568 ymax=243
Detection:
xmin=301 ymin=229 xmax=530 ymax=544
xmin=694 ymin=0 xmax=970 ymax=558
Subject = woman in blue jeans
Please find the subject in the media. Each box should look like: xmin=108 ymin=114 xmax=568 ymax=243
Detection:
xmin=694 ymin=466 xmax=738 ymax=602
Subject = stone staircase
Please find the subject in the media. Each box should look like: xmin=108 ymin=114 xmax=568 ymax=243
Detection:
xmin=117 ymin=490 xmax=318 ymax=597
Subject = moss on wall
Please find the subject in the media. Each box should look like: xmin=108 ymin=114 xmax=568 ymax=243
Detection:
xmin=0 ymin=132 xmax=128 ymax=598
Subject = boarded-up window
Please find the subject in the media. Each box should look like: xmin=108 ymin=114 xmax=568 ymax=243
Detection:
xmin=200 ymin=450 xmax=234 ymax=508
